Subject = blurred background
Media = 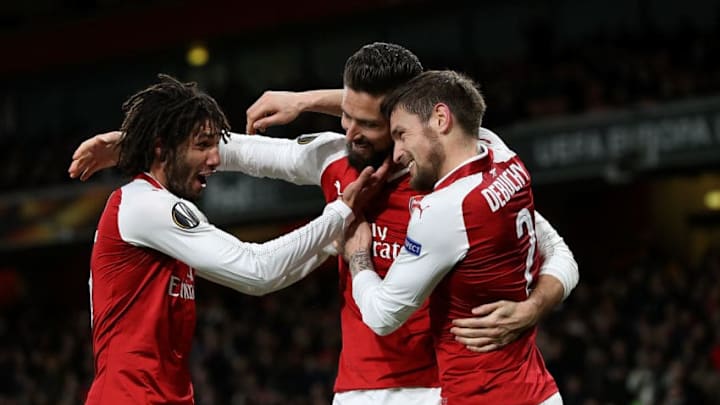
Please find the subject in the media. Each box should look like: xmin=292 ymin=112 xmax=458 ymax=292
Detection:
xmin=1 ymin=0 xmax=720 ymax=403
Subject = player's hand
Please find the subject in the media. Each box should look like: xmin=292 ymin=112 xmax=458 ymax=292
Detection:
xmin=245 ymin=91 xmax=304 ymax=134
xmin=340 ymin=159 xmax=390 ymax=214
xmin=68 ymin=131 xmax=122 ymax=181
xmin=450 ymin=300 xmax=539 ymax=353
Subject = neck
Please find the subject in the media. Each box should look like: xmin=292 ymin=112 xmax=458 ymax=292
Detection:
xmin=438 ymin=131 xmax=479 ymax=179
xmin=149 ymin=161 xmax=169 ymax=189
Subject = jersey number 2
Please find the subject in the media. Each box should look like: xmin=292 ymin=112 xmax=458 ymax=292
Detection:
xmin=515 ymin=208 xmax=536 ymax=296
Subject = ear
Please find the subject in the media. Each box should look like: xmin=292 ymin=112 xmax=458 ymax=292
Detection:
xmin=432 ymin=103 xmax=453 ymax=134
xmin=154 ymin=138 xmax=164 ymax=162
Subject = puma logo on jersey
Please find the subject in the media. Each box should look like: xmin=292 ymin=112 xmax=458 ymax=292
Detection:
xmin=408 ymin=196 xmax=430 ymax=219
xmin=172 ymin=202 xmax=200 ymax=229
xmin=334 ymin=180 xmax=343 ymax=196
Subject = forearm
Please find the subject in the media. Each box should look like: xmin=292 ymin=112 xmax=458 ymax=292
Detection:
xmin=194 ymin=200 xmax=352 ymax=295
xmin=524 ymin=274 xmax=565 ymax=322
xmin=219 ymin=134 xmax=303 ymax=181
xmin=228 ymin=250 xmax=332 ymax=296
xmin=350 ymin=250 xmax=441 ymax=336
xmin=219 ymin=132 xmax=345 ymax=185
xmin=299 ymin=89 xmax=343 ymax=117
xmin=535 ymin=211 xmax=579 ymax=300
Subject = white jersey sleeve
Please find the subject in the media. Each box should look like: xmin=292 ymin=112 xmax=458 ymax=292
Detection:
xmin=219 ymin=131 xmax=346 ymax=185
xmin=118 ymin=181 xmax=353 ymax=296
xmin=352 ymin=190 xmax=468 ymax=336
xmin=534 ymin=212 xmax=579 ymax=300
xmin=480 ymin=126 xmax=579 ymax=299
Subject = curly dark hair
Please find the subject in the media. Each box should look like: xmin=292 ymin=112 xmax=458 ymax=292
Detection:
xmin=117 ymin=74 xmax=230 ymax=177
xmin=343 ymin=42 xmax=423 ymax=96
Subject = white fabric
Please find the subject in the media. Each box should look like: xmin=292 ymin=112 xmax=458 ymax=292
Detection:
xmin=539 ymin=391 xmax=563 ymax=405
xmin=534 ymin=212 xmax=579 ymax=300
xmin=118 ymin=176 xmax=353 ymax=296
xmin=332 ymin=387 xmax=441 ymax=405
xmin=353 ymin=166 xmax=485 ymax=336
xmin=218 ymin=129 xmax=578 ymax=298
xmin=219 ymin=131 xmax=346 ymax=185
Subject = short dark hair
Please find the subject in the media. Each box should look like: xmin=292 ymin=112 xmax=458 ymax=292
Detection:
xmin=117 ymin=74 xmax=230 ymax=176
xmin=343 ymin=42 xmax=423 ymax=96
xmin=381 ymin=70 xmax=486 ymax=136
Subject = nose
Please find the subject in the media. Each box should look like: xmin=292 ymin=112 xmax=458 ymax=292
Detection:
xmin=393 ymin=141 xmax=405 ymax=164
xmin=207 ymin=145 xmax=220 ymax=168
xmin=344 ymin=120 xmax=359 ymax=144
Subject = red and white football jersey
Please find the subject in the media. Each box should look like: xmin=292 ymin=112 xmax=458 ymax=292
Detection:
xmin=219 ymin=129 xmax=576 ymax=396
xmin=87 ymin=173 xmax=353 ymax=404
xmin=352 ymin=146 xmax=558 ymax=404
xmin=222 ymin=132 xmax=438 ymax=391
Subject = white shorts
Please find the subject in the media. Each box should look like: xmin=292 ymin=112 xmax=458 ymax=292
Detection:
xmin=333 ymin=388 xmax=561 ymax=405
xmin=332 ymin=387 xmax=442 ymax=405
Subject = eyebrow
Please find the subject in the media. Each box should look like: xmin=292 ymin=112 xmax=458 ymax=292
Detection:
xmin=390 ymin=126 xmax=405 ymax=138
xmin=342 ymin=109 xmax=380 ymax=127
xmin=195 ymin=132 xmax=221 ymax=141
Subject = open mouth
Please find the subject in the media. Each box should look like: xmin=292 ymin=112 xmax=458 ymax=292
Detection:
xmin=352 ymin=140 xmax=371 ymax=150
xmin=197 ymin=170 xmax=214 ymax=188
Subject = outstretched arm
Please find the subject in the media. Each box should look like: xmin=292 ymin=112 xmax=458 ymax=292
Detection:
xmin=123 ymin=166 xmax=383 ymax=296
xmin=245 ymin=89 xmax=343 ymax=134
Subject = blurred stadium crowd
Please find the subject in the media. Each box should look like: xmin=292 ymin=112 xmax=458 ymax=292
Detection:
xmin=1 ymin=21 xmax=720 ymax=192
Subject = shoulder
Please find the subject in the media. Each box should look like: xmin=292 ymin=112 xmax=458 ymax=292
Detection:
xmin=118 ymin=179 xmax=207 ymax=236
xmin=477 ymin=127 xmax=516 ymax=162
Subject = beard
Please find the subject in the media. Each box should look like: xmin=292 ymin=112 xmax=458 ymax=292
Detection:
xmin=346 ymin=142 xmax=390 ymax=171
xmin=165 ymin=149 xmax=201 ymax=201
xmin=409 ymin=129 xmax=444 ymax=192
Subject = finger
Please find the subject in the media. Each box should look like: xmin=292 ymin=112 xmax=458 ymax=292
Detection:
xmin=245 ymin=96 xmax=265 ymax=121
xmin=245 ymin=104 xmax=268 ymax=134
xmin=79 ymin=168 xmax=90 ymax=182
xmin=253 ymin=113 xmax=292 ymax=132
xmin=68 ymin=160 xmax=80 ymax=178
xmin=454 ymin=334 xmax=495 ymax=346
xmin=246 ymin=110 xmax=269 ymax=134
xmin=246 ymin=114 xmax=264 ymax=135
xmin=370 ymin=160 xmax=391 ymax=185
xmin=80 ymin=164 xmax=96 ymax=182
xmin=471 ymin=302 xmax=502 ymax=316
xmin=450 ymin=326 xmax=485 ymax=339
xmin=354 ymin=166 xmax=376 ymax=186
xmin=465 ymin=343 xmax=500 ymax=353
xmin=451 ymin=317 xmax=494 ymax=328
xmin=450 ymin=325 xmax=504 ymax=339
xmin=72 ymin=140 xmax=91 ymax=160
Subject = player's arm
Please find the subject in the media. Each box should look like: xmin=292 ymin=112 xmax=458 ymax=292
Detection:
xmin=451 ymin=211 xmax=578 ymax=352
xmin=68 ymin=129 xmax=346 ymax=186
xmin=246 ymin=90 xmax=343 ymax=134
xmin=218 ymin=131 xmax=346 ymax=185
xmin=346 ymin=206 xmax=467 ymax=336
xmin=121 ymin=167 xmax=380 ymax=295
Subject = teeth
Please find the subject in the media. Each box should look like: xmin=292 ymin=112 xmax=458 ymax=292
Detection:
xmin=408 ymin=161 xmax=415 ymax=169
